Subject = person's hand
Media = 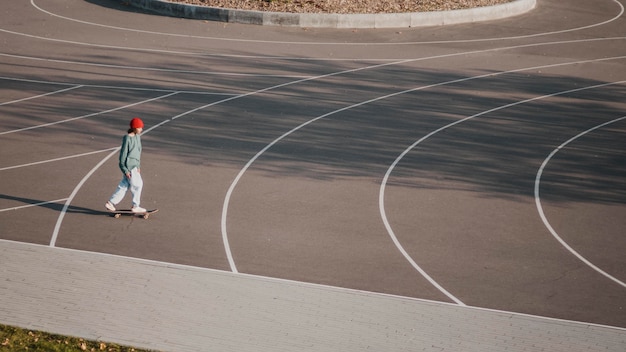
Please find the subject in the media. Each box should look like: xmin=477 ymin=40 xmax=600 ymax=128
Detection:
xmin=126 ymin=172 xmax=131 ymax=179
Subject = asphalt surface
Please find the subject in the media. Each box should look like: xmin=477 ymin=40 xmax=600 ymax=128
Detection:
xmin=1 ymin=0 xmax=625 ymax=351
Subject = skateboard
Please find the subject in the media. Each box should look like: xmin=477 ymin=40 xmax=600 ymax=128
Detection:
xmin=110 ymin=209 xmax=159 ymax=219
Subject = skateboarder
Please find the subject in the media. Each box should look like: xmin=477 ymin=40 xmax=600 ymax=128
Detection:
xmin=105 ymin=117 xmax=146 ymax=213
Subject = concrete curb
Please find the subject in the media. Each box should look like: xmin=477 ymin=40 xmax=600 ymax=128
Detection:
xmin=126 ymin=0 xmax=536 ymax=28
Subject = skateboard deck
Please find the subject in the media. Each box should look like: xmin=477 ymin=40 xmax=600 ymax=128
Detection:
xmin=110 ymin=209 xmax=158 ymax=219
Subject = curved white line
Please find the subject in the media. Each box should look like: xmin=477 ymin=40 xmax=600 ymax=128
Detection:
xmin=222 ymin=56 xmax=626 ymax=293
xmin=0 ymin=1 xmax=619 ymax=60
xmin=47 ymin=93 xmax=180 ymax=247
xmin=49 ymin=96 xmax=199 ymax=247
xmin=220 ymin=112 xmax=337 ymax=273
xmin=1 ymin=15 xmax=624 ymax=63
xmin=47 ymin=55 xmax=420 ymax=249
xmin=29 ymin=0 xmax=624 ymax=46
xmin=379 ymin=81 xmax=626 ymax=301
xmin=534 ymin=116 xmax=626 ymax=288
xmin=0 ymin=22 xmax=623 ymax=69
xmin=38 ymin=36 xmax=626 ymax=272
xmin=50 ymin=149 xmax=119 ymax=247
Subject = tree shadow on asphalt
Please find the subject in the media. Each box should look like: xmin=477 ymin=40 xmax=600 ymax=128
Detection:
xmin=139 ymin=64 xmax=626 ymax=205
xmin=6 ymin=52 xmax=624 ymax=206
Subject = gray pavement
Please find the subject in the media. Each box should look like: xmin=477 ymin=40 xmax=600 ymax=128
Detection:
xmin=1 ymin=239 xmax=624 ymax=352
xmin=127 ymin=0 xmax=537 ymax=28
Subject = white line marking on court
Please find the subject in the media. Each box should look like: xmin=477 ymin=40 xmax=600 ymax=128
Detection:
xmin=0 ymin=53 xmax=309 ymax=79
xmin=0 ymin=75 xmax=240 ymax=95
xmin=0 ymin=148 xmax=117 ymax=172
xmin=28 ymin=0 xmax=624 ymax=46
xmin=379 ymin=81 xmax=626 ymax=297
xmin=0 ymin=31 xmax=622 ymax=71
xmin=0 ymin=198 xmax=69 ymax=212
xmin=39 ymin=35 xmax=625 ymax=283
xmin=0 ymin=85 xmax=82 ymax=106
xmin=0 ymin=0 xmax=619 ymax=61
xmin=49 ymin=107 xmax=187 ymax=248
xmin=221 ymin=58 xmax=625 ymax=301
xmin=46 ymin=56 xmax=427 ymax=252
xmin=0 ymin=76 xmax=75 ymax=87
xmin=0 ymin=92 xmax=179 ymax=136
xmin=534 ymin=116 xmax=626 ymax=289
xmin=219 ymin=52 xmax=626 ymax=276
xmin=50 ymin=149 xmax=119 ymax=247
xmin=44 ymin=49 xmax=454 ymax=261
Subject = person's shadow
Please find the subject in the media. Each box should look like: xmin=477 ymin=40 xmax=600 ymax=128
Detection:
xmin=0 ymin=194 xmax=109 ymax=216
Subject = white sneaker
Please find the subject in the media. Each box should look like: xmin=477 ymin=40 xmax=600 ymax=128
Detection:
xmin=105 ymin=201 xmax=116 ymax=211
xmin=132 ymin=206 xmax=147 ymax=213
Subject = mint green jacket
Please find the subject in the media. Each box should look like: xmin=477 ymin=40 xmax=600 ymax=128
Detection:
xmin=119 ymin=134 xmax=142 ymax=175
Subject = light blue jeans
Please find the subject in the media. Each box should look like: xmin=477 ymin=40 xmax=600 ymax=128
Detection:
xmin=109 ymin=168 xmax=143 ymax=207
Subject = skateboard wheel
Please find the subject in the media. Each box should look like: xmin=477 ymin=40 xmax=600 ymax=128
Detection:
xmin=143 ymin=214 xmax=149 ymax=219
xmin=114 ymin=213 xmax=121 ymax=218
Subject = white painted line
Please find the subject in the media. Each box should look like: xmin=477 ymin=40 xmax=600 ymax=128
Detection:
xmin=378 ymin=178 xmax=465 ymax=304
xmin=0 ymin=75 xmax=239 ymax=95
xmin=534 ymin=116 xmax=626 ymax=289
xmin=0 ymin=85 xmax=82 ymax=106
xmin=50 ymin=148 xmax=119 ymax=248
xmin=0 ymin=198 xmax=69 ymax=212
xmin=0 ymin=92 xmax=179 ymax=136
xmin=46 ymin=56 xmax=425 ymax=256
xmin=221 ymin=53 xmax=626 ymax=277
xmin=379 ymin=80 xmax=626 ymax=297
xmin=230 ymin=57 xmax=626 ymax=300
xmin=38 ymin=35 xmax=625 ymax=279
xmin=48 ymin=92 xmax=180 ymax=247
xmin=28 ymin=0 xmax=624 ymax=46
xmin=0 ymin=53 xmax=308 ymax=79
xmin=222 ymin=60 xmax=625 ymax=301
xmin=0 ymin=30 xmax=623 ymax=66
xmin=0 ymin=148 xmax=118 ymax=172
xmin=49 ymin=130 xmax=166 ymax=248
xmin=0 ymin=76 xmax=75 ymax=87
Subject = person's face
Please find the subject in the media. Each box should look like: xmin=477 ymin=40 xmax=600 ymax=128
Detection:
xmin=136 ymin=127 xmax=143 ymax=134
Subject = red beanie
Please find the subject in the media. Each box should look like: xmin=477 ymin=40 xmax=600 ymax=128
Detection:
xmin=130 ymin=117 xmax=144 ymax=129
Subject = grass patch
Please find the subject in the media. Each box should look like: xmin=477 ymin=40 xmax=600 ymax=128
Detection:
xmin=0 ymin=324 xmax=157 ymax=352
